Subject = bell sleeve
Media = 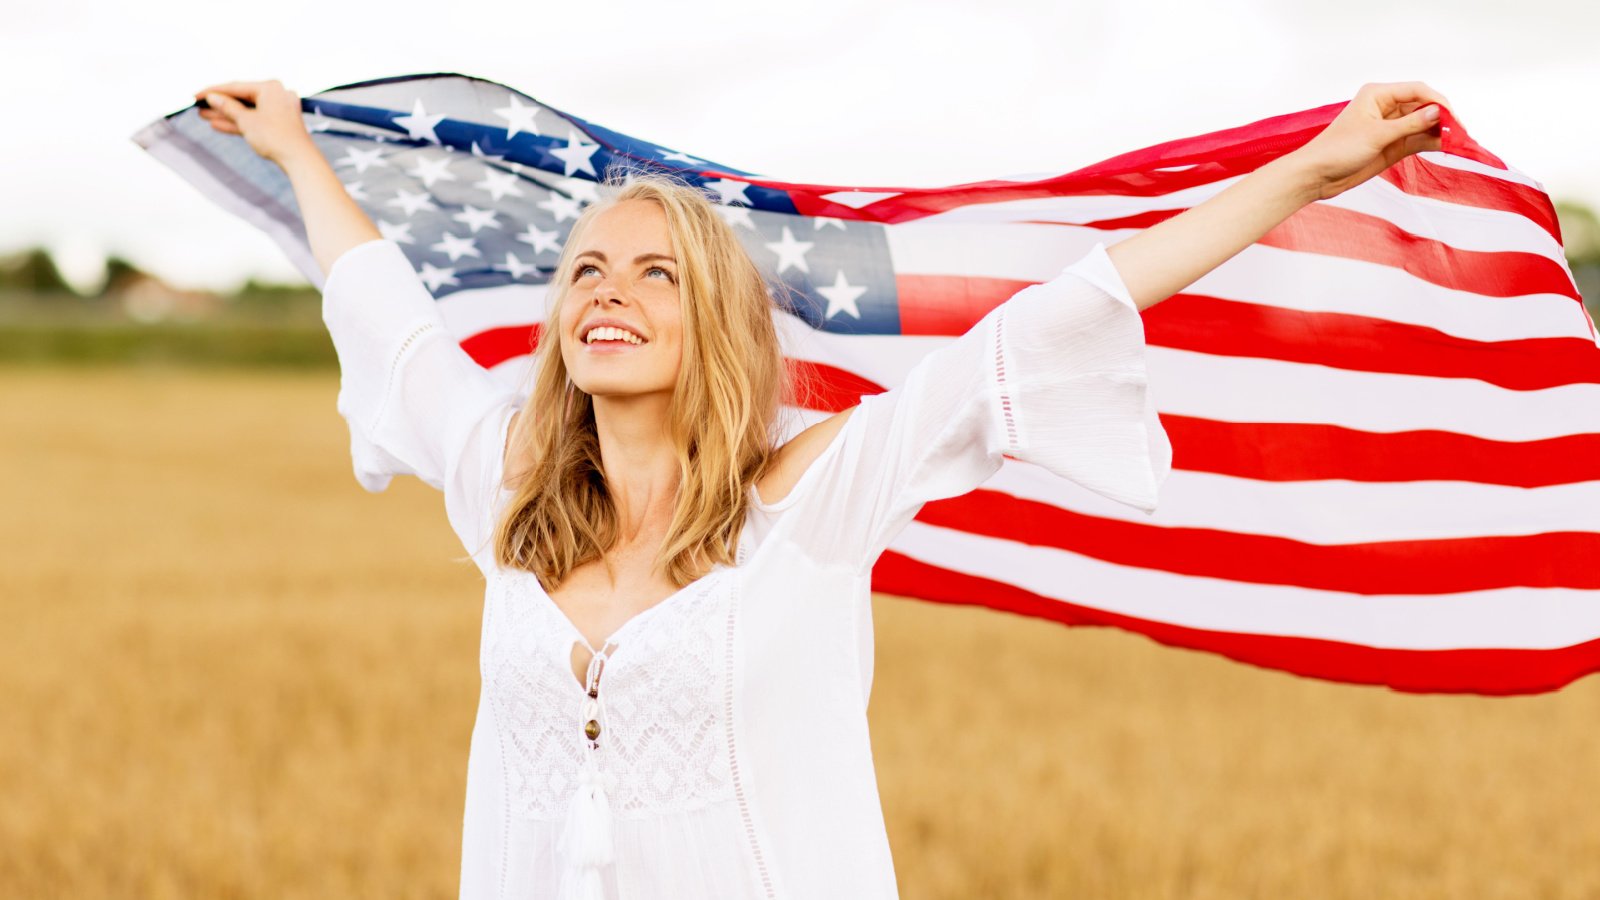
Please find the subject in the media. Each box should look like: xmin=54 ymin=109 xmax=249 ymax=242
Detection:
xmin=320 ymin=238 xmax=523 ymax=556
xmin=767 ymin=241 xmax=1173 ymax=574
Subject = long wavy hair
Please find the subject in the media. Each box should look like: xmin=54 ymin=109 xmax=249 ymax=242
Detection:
xmin=492 ymin=172 xmax=788 ymax=590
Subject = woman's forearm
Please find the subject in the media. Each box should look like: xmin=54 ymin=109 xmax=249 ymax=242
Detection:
xmin=275 ymin=143 xmax=383 ymax=280
xmin=1105 ymin=152 xmax=1322 ymax=312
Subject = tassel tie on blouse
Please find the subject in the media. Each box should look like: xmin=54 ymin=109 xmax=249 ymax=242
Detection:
xmin=558 ymin=646 xmax=617 ymax=900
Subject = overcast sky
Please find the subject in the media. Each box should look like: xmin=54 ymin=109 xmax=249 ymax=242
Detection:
xmin=8 ymin=0 xmax=1599 ymax=292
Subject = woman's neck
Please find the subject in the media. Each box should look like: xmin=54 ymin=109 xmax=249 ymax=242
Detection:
xmin=592 ymin=392 xmax=679 ymax=542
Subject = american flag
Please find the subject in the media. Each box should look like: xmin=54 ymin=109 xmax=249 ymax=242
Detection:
xmin=134 ymin=72 xmax=1600 ymax=695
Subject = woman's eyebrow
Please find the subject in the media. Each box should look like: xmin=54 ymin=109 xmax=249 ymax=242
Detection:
xmin=635 ymin=253 xmax=676 ymax=265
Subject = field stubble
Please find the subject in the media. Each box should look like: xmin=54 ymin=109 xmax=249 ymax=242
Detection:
xmin=2 ymin=366 xmax=1597 ymax=899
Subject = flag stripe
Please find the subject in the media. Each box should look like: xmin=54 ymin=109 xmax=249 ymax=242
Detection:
xmin=1159 ymin=415 xmax=1600 ymax=487
xmin=916 ymin=489 xmax=1600 ymax=594
xmin=885 ymin=521 xmax=1600 ymax=651
xmin=873 ymin=551 xmax=1600 ymax=695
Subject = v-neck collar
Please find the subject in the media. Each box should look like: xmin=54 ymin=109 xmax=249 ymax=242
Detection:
xmin=535 ymin=562 xmax=732 ymax=656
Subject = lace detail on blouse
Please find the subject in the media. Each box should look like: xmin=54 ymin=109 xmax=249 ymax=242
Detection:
xmin=482 ymin=567 xmax=738 ymax=822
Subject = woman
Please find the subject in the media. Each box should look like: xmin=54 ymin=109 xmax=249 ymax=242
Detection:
xmin=194 ymin=78 xmax=1449 ymax=899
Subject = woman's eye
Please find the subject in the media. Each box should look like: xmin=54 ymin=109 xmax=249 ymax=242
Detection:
xmin=646 ymin=266 xmax=674 ymax=282
xmin=574 ymin=264 xmax=599 ymax=280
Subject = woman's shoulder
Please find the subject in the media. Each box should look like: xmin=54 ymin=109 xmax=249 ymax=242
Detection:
xmin=753 ymin=405 xmax=858 ymax=508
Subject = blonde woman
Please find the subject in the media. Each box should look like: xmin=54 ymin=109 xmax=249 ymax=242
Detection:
xmin=195 ymin=78 xmax=1450 ymax=900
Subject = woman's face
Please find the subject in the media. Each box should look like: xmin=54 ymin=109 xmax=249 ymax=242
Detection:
xmin=558 ymin=199 xmax=684 ymax=401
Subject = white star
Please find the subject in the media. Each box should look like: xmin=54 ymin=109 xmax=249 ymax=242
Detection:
xmin=407 ymin=155 xmax=457 ymax=189
xmin=417 ymin=261 xmax=459 ymax=292
xmin=704 ymin=178 xmax=751 ymax=206
xmin=500 ymin=252 xmax=537 ymax=280
xmin=475 ymin=168 xmax=524 ymax=202
xmin=394 ymin=98 xmax=446 ymax=145
xmin=517 ymin=224 xmax=562 ymax=255
xmin=813 ymin=217 xmax=845 ymax=231
xmin=538 ymin=192 xmax=584 ymax=223
xmin=550 ymin=129 xmax=601 ymax=178
xmin=765 ymin=227 xmax=814 ymax=274
xmin=714 ymin=204 xmax=754 ymax=229
xmin=306 ymin=115 xmax=335 ymax=133
xmin=818 ymin=270 xmax=867 ymax=320
xmin=335 ymin=146 xmax=388 ymax=174
xmin=659 ymin=149 xmax=705 ymax=166
xmin=453 ymin=204 xmax=501 ymax=233
xmin=386 ymin=189 xmax=439 ymax=217
xmin=342 ymin=180 xmax=369 ymax=202
xmin=493 ymin=96 xmax=542 ymax=139
xmin=376 ymin=219 xmax=414 ymax=244
xmin=559 ymin=177 xmax=600 ymax=204
xmin=431 ymin=231 xmax=481 ymax=263
xmin=470 ymin=141 xmax=505 ymax=163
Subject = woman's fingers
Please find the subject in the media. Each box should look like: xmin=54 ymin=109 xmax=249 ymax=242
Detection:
xmin=192 ymin=79 xmax=274 ymax=101
xmin=1363 ymin=81 xmax=1452 ymax=117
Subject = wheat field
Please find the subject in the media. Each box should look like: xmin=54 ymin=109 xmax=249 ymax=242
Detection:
xmin=3 ymin=365 xmax=1598 ymax=899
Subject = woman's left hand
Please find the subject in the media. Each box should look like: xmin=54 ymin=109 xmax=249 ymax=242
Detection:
xmin=1295 ymin=81 xmax=1453 ymax=201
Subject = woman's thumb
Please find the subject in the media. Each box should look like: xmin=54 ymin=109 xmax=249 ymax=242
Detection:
xmin=1396 ymin=103 xmax=1442 ymax=136
xmin=205 ymin=93 xmax=241 ymax=115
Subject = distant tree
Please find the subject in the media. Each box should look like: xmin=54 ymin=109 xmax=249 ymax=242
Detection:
xmin=97 ymin=256 xmax=147 ymax=297
xmin=1556 ymin=201 xmax=1600 ymax=266
xmin=0 ymin=247 xmax=72 ymax=294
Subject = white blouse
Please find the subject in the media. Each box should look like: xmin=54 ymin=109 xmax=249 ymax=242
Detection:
xmin=320 ymin=236 xmax=1172 ymax=900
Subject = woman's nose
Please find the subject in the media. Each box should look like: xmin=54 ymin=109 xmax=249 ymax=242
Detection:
xmin=592 ymin=281 xmax=624 ymax=305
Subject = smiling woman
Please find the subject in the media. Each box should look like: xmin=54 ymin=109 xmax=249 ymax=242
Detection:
xmin=191 ymin=76 xmax=1450 ymax=899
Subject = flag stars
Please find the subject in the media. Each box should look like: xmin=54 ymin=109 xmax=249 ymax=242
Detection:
xmin=417 ymin=261 xmax=459 ymax=292
xmin=453 ymin=204 xmax=502 ymax=233
xmin=714 ymin=205 xmax=754 ymax=230
xmin=336 ymin=146 xmax=388 ymax=174
xmin=705 ymin=178 xmax=751 ymax=207
xmin=493 ymin=96 xmax=542 ymax=140
xmin=765 ymin=227 xmax=814 ymax=274
xmin=659 ymin=149 xmax=705 ymax=166
xmin=475 ymin=168 xmax=524 ymax=202
xmin=377 ymin=219 xmax=414 ymax=244
xmin=813 ymin=217 xmax=845 ymax=231
xmin=538 ymin=192 xmax=584 ymax=224
xmin=342 ymin=180 xmax=370 ymax=202
xmin=431 ymin=231 xmax=482 ymax=262
xmin=408 ymin=155 xmax=458 ymax=189
xmin=559 ymin=177 xmax=600 ymax=204
xmin=499 ymin=252 xmax=537 ymax=280
xmin=818 ymin=270 xmax=867 ymax=320
xmin=394 ymin=98 xmax=447 ymax=145
xmin=550 ymin=129 xmax=601 ymax=178
xmin=387 ymin=189 xmax=439 ymax=217
xmin=517 ymin=224 xmax=562 ymax=255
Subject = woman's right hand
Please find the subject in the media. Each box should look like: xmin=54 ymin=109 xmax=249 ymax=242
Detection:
xmin=193 ymin=80 xmax=316 ymax=167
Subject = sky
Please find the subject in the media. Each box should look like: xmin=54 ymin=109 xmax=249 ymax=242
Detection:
xmin=8 ymin=0 xmax=1599 ymax=293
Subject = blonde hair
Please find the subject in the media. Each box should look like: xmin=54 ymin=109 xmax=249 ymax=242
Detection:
xmin=492 ymin=172 xmax=788 ymax=589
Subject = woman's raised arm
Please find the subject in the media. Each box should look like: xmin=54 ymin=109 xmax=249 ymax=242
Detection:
xmin=195 ymin=79 xmax=522 ymax=559
xmin=1107 ymin=81 xmax=1451 ymax=312
xmin=195 ymin=80 xmax=381 ymax=277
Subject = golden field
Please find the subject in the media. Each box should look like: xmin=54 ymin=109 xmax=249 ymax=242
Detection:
xmin=3 ymin=365 xmax=1599 ymax=899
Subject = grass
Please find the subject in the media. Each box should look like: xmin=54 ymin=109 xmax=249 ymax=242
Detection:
xmin=3 ymin=364 xmax=1598 ymax=899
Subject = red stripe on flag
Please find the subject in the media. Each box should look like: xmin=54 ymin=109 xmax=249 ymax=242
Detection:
xmin=871 ymin=551 xmax=1600 ymax=695
xmin=1161 ymin=414 xmax=1600 ymax=487
xmin=1384 ymin=157 xmax=1561 ymax=244
xmin=787 ymin=360 xmax=885 ymax=411
xmin=462 ymin=323 xmax=540 ymax=368
xmin=894 ymin=274 xmax=1031 ymax=335
xmin=891 ymin=275 xmax=1597 ymax=390
xmin=913 ymin=491 xmax=1600 ymax=594
xmin=1257 ymin=203 xmax=1580 ymax=301
xmin=1143 ymin=294 xmax=1600 ymax=390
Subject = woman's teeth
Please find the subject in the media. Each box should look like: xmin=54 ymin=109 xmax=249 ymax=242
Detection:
xmin=585 ymin=326 xmax=644 ymax=345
